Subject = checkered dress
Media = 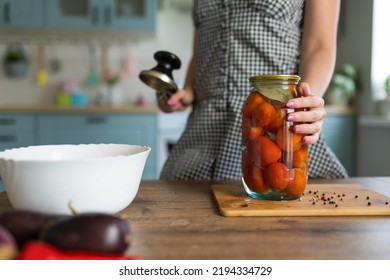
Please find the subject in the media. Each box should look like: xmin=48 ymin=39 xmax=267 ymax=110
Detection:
xmin=160 ymin=0 xmax=348 ymax=180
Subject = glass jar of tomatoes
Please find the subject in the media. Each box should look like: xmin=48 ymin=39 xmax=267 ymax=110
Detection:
xmin=242 ymin=74 xmax=308 ymax=200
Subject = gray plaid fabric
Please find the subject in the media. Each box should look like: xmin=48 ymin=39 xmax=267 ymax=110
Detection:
xmin=160 ymin=0 xmax=348 ymax=180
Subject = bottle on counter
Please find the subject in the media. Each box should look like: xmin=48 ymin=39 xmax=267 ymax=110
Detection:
xmin=56 ymin=80 xmax=87 ymax=107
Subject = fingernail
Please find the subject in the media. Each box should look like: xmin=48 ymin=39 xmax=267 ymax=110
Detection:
xmin=167 ymin=99 xmax=175 ymax=106
xmin=303 ymin=88 xmax=311 ymax=96
xmin=295 ymin=126 xmax=303 ymax=133
xmin=286 ymin=101 xmax=294 ymax=107
xmin=287 ymin=115 xmax=296 ymax=121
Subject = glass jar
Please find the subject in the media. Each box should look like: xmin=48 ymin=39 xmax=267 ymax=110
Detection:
xmin=242 ymin=74 xmax=308 ymax=200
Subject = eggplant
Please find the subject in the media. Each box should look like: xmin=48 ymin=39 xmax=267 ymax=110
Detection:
xmin=41 ymin=213 xmax=131 ymax=255
xmin=0 ymin=210 xmax=67 ymax=248
xmin=0 ymin=224 xmax=18 ymax=260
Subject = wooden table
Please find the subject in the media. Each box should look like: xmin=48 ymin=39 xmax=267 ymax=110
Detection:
xmin=1 ymin=177 xmax=390 ymax=260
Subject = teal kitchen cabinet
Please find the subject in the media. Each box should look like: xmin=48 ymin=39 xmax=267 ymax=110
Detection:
xmin=37 ymin=114 xmax=157 ymax=179
xmin=0 ymin=0 xmax=45 ymax=28
xmin=322 ymin=114 xmax=356 ymax=176
xmin=0 ymin=113 xmax=36 ymax=192
xmin=47 ymin=0 xmax=156 ymax=30
xmin=108 ymin=0 xmax=156 ymax=30
xmin=0 ymin=114 xmax=36 ymax=151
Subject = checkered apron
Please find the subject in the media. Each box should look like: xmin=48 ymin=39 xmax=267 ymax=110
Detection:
xmin=160 ymin=0 xmax=348 ymax=180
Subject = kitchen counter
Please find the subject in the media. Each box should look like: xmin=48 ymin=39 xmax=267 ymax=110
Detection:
xmin=359 ymin=115 xmax=390 ymax=127
xmin=0 ymin=104 xmax=354 ymax=115
xmin=0 ymin=104 xmax=160 ymax=114
xmin=325 ymin=104 xmax=357 ymax=115
xmin=1 ymin=177 xmax=390 ymax=260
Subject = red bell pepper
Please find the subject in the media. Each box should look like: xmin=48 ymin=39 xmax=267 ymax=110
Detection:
xmin=18 ymin=241 xmax=143 ymax=260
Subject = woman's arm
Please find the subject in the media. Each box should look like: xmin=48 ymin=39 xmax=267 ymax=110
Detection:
xmin=157 ymin=31 xmax=198 ymax=112
xmin=299 ymin=0 xmax=340 ymax=97
xmin=287 ymin=0 xmax=340 ymax=144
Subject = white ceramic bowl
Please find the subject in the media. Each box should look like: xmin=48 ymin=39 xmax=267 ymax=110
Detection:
xmin=0 ymin=144 xmax=150 ymax=215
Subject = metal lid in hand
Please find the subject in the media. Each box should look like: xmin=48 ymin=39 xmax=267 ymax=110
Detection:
xmin=139 ymin=51 xmax=181 ymax=94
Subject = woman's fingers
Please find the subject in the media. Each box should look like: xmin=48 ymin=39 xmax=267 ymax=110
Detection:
xmin=285 ymin=82 xmax=327 ymax=144
xmin=287 ymin=94 xmax=325 ymax=111
xmin=287 ymin=106 xmax=327 ymax=123
xmin=156 ymin=92 xmax=175 ymax=113
xmin=156 ymin=89 xmax=194 ymax=113
xmin=293 ymin=120 xmax=324 ymax=135
xmin=303 ymin=132 xmax=320 ymax=144
xmin=297 ymin=82 xmax=312 ymax=97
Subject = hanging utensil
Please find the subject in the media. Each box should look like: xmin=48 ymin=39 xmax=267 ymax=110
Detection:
xmin=86 ymin=44 xmax=100 ymax=87
xmin=100 ymin=44 xmax=111 ymax=84
xmin=49 ymin=45 xmax=61 ymax=74
xmin=3 ymin=42 xmax=29 ymax=78
xmin=36 ymin=44 xmax=48 ymax=86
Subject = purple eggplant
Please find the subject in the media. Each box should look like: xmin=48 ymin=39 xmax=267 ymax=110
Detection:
xmin=41 ymin=213 xmax=131 ymax=255
xmin=0 ymin=210 xmax=68 ymax=248
xmin=0 ymin=224 xmax=18 ymax=260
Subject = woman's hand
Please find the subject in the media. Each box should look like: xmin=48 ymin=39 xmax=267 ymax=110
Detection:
xmin=286 ymin=82 xmax=327 ymax=144
xmin=156 ymin=88 xmax=194 ymax=113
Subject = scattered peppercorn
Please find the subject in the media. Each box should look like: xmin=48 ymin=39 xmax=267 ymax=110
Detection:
xmin=368 ymin=202 xmax=371 ymax=206
xmin=355 ymin=195 xmax=358 ymax=199
xmin=335 ymin=204 xmax=338 ymax=207
xmin=342 ymin=194 xmax=346 ymax=197
xmin=367 ymin=196 xmax=370 ymax=200
xmin=386 ymin=202 xmax=389 ymax=205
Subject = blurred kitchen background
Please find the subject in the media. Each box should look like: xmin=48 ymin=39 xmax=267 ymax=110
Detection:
xmin=0 ymin=0 xmax=390 ymax=188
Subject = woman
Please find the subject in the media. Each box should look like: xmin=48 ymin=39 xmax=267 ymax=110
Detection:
xmin=157 ymin=0 xmax=348 ymax=180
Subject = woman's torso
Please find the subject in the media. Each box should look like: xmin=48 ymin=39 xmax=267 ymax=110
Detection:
xmin=160 ymin=0 xmax=348 ymax=180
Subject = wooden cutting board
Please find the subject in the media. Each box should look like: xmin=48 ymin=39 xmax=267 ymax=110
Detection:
xmin=212 ymin=184 xmax=390 ymax=217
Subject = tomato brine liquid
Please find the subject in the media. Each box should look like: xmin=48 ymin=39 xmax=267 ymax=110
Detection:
xmin=242 ymin=74 xmax=308 ymax=200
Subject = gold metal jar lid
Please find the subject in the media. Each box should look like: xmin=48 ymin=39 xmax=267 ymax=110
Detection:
xmin=249 ymin=74 xmax=301 ymax=82
xmin=249 ymin=74 xmax=301 ymax=103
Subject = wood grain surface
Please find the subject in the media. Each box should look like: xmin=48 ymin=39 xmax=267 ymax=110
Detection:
xmin=212 ymin=184 xmax=390 ymax=217
xmin=2 ymin=178 xmax=390 ymax=260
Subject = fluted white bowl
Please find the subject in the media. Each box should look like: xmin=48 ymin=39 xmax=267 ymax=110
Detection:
xmin=0 ymin=144 xmax=150 ymax=215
